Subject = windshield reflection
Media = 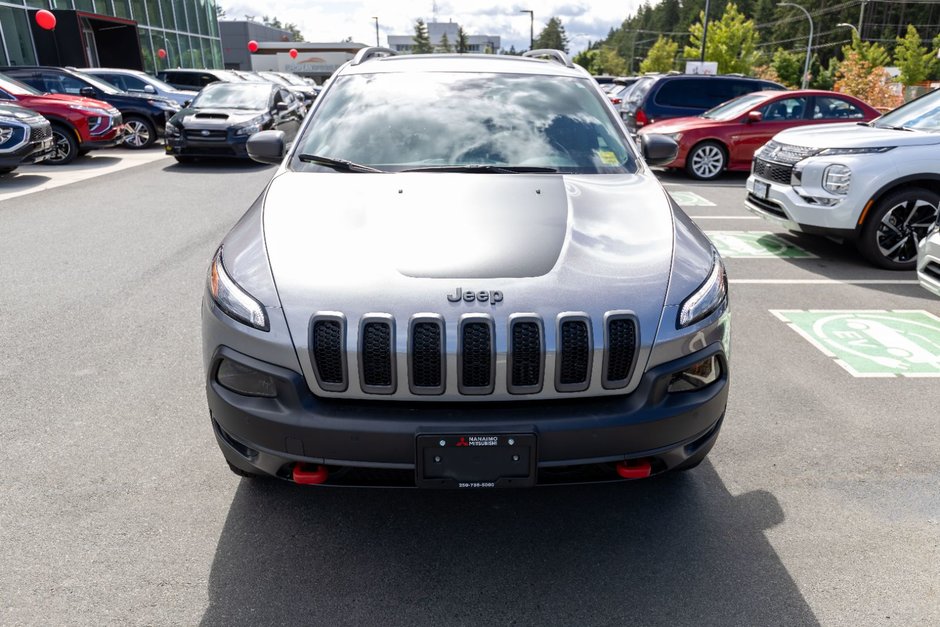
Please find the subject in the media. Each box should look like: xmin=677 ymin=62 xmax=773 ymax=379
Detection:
xmin=296 ymin=73 xmax=638 ymax=174
xmin=875 ymin=89 xmax=940 ymax=131
xmin=192 ymin=83 xmax=271 ymax=110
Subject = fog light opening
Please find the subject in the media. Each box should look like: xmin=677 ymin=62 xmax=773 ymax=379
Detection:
xmin=616 ymin=458 xmax=652 ymax=479
xmin=668 ymin=355 xmax=721 ymax=393
xmin=293 ymin=464 xmax=329 ymax=485
xmin=216 ymin=358 xmax=277 ymax=397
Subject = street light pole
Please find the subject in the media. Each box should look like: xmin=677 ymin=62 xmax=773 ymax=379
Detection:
xmin=699 ymin=0 xmax=711 ymax=63
xmin=836 ymin=22 xmax=859 ymax=41
xmin=519 ymin=10 xmax=534 ymax=50
xmin=778 ymin=2 xmax=813 ymax=89
xmin=371 ymin=17 xmax=379 ymax=46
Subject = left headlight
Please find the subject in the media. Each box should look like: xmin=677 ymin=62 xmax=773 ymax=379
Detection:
xmin=678 ymin=254 xmax=728 ymax=328
xmin=822 ymin=164 xmax=852 ymax=195
xmin=208 ymin=247 xmax=269 ymax=331
xmin=234 ymin=115 xmax=268 ymax=136
xmin=165 ymin=121 xmax=181 ymax=136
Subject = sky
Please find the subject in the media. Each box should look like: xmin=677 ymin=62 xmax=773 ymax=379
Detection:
xmin=217 ymin=1 xmax=648 ymax=55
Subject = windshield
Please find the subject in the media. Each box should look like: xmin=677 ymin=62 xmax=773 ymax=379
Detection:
xmin=626 ymin=77 xmax=654 ymax=103
xmin=702 ymin=93 xmax=768 ymax=120
xmin=72 ymin=71 xmax=122 ymax=95
xmin=258 ymin=72 xmax=291 ymax=87
xmin=278 ymin=73 xmax=308 ymax=86
xmin=873 ymin=89 xmax=940 ymax=131
xmin=295 ymin=72 xmax=638 ymax=174
xmin=0 ymin=73 xmax=42 ymax=96
xmin=140 ymin=73 xmax=180 ymax=93
xmin=191 ymin=83 xmax=271 ymax=109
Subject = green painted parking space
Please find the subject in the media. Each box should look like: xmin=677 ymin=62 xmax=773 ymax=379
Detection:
xmin=771 ymin=310 xmax=940 ymax=377
xmin=669 ymin=190 xmax=716 ymax=207
xmin=707 ymin=231 xmax=816 ymax=259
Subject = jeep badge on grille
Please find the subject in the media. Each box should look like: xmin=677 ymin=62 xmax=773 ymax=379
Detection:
xmin=447 ymin=288 xmax=503 ymax=305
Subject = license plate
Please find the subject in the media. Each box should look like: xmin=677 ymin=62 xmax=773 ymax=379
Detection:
xmin=416 ymin=433 xmax=537 ymax=488
xmin=753 ymin=180 xmax=769 ymax=199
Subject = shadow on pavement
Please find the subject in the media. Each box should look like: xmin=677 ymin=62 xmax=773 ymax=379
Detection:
xmin=655 ymin=169 xmax=750 ymax=188
xmin=162 ymin=158 xmax=273 ymax=173
xmin=0 ymin=173 xmax=51 ymax=191
xmin=201 ymin=464 xmax=818 ymax=626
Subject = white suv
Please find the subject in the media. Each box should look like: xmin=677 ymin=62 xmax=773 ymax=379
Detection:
xmin=745 ymin=89 xmax=940 ymax=269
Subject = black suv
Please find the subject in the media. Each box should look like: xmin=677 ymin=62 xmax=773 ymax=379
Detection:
xmin=621 ymin=74 xmax=785 ymax=135
xmin=0 ymin=66 xmax=180 ymax=149
xmin=0 ymin=102 xmax=53 ymax=173
xmin=157 ymin=69 xmax=245 ymax=91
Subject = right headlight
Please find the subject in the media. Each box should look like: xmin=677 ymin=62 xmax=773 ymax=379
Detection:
xmin=822 ymin=164 xmax=851 ymax=195
xmin=678 ymin=254 xmax=728 ymax=328
xmin=208 ymin=247 xmax=269 ymax=331
xmin=165 ymin=121 xmax=180 ymax=136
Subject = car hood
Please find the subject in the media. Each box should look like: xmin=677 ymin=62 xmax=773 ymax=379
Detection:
xmin=172 ymin=107 xmax=266 ymax=127
xmin=639 ymin=116 xmax=726 ymax=134
xmin=263 ymin=171 xmax=676 ymax=333
xmin=773 ymin=122 xmax=940 ymax=148
xmin=19 ymin=93 xmax=115 ymax=111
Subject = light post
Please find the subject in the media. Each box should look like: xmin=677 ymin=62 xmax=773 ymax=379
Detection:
xmin=779 ymin=2 xmax=813 ymax=89
xmin=519 ymin=9 xmax=534 ymax=50
xmin=371 ymin=16 xmax=379 ymax=46
xmin=837 ymin=22 xmax=859 ymax=40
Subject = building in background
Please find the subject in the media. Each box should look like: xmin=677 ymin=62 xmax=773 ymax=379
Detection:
xmin=388 ymin=21 xmax=500 ymax=54
xmin=219 ymin=20 xmax=292 ymax=71
xmin=0 ymin=0 xmax=222 ymax=73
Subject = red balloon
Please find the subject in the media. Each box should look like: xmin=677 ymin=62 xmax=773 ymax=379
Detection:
xmin=35 ymin=9 xmax=56 ymax=31
xmin=247 ymin=40 xmax=259 ymax=53
xmin=289 ymin=49 xmax=298 ymax=59
xmin=157 ymin=48 xmax=167 ymax=59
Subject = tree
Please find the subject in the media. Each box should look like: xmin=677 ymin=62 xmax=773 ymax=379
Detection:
xmin=834 ymin=49 xmax=902 ymax=111
xmin=841 ymin=34 xmax=890 ymax=69
xmin=216 ymin=4 xmax=226 ymax=18
xmin=262 ymin=16 xmax=303 ymax=42
xmin=438 ymin=32 xmax=453 ymax=53
xmin=639 ymin=36 xmax=677 ymax=73
xmin=894 ymin=25 xmax=935 ymax=87
xmin=683 ymin=3 xmax=760 ymax=75
xmin=534 ymin=17 xmax=569 ymax=53
xmin=412 ymin=19 xmax=434 ymax=54
xmin=768 ymin=48 xmax=803 ymax=88
xmin=455 ymin=26 xmax=469 ymax=54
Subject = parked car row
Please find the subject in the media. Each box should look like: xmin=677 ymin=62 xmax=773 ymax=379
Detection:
xmin=0 ymin=65 xmax=319 ymax=173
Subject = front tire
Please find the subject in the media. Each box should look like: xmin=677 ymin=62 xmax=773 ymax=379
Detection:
xmin=122 ymin=116 xmax=156 ymax=149
xmin=685 ymin=141 xmax=726 ymax=180
xmin=44 ymin=124 xmax=79 ymax=165
xmin=858 ymin=188 xmax=940 ymax=270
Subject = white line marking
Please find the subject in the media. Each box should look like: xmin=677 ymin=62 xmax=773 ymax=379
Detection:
xmin=730 ymin=279 xmax=920 ymax=285
xmin=0 ymin=149 xmax=169 ymax=203
xmin=688 ymin=216 xmax=761 ymax=219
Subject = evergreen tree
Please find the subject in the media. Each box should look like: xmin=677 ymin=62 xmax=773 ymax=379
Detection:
xmin=894 ymin=25 xmax=935 ymax=86
xmin=455 ymin=26 xmax=469 ymax=54
xmin=684 ymin=3 xmax=760 ymax=75
xmin=640 ymin=37 xmax=678 ymax=73
xmin=842 ymin=34 xmax=890 ymax=69
xmin=438 ymin=32 xmax=453 ymax=53
xmin=769 ymin=48 xmax=803 ymax=88
xmin=412 ymin=19 xmax=434 ymax=54
xmin=534 ymin=17 xmax=570 ymax=53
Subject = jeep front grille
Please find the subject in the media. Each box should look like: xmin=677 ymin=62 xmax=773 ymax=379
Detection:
xmin=308 ymin=311 xmax=641 ymax=399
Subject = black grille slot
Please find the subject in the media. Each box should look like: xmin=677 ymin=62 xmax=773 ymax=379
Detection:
xmin=185 ymin=129 xmax=227 ymax=141
xmin=460 ymin=322 xmax=492 ymax=391
xmin=312 ymin=319 xmax=345 ymax=387
xmin=558 ymin=320 xmax=590 ymax=387
xmin=361 ymin=321 xmax=392 ymax=388
xmin=925 ymin=261 xmax=940 ymax=282
xmin=411 ymin=322 xmax=442 ymax=390
xmin=747 ymin=193 xmax=787 ymax=218
xmin=511 ymin=321 xmax=541 ymax=390
xmin=752 ymin=158 xmax=793 ymax=185
xmin=606 ymin=318 xmax=637 ymax=384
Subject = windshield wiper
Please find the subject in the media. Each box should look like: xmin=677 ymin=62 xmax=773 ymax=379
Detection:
xmin=869 ymin=123 xmax=914 ymax=131
xmin=297 ymin=153 xmax=385 ymax=173
xmin=400 ymin=164 xmax=559 ymax=173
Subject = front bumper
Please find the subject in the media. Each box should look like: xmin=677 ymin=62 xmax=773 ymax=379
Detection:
xmin=917 ymin=232 xmax=940 ymax=297
xmin=165 ymin=131 xmax=250 ymax=158
xmin=206 ymin=341 xmax=729 ymax=486
xmin=744 ymin=174 xmax=862 ymax=239
xmin=0 ymin=134 xmax=54 ymax=167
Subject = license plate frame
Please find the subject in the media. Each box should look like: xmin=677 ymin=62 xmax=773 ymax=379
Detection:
xmin=416 ymin=433 xmax=537 ymax=489
xmin=753 ymin=179 xmax=770 ymax=199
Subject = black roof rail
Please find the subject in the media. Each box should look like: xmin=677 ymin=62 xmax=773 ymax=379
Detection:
xmin=522 ymin=49 xmax=574 ymax=68
xmin=351 ymin=47 xmax=397 ymax=66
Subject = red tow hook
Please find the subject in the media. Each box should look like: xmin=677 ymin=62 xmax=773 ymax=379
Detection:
xmin=616 ymin=458 xmax=652 ymax=479
xmin=292 ymin=463 xmax=329 ymax=485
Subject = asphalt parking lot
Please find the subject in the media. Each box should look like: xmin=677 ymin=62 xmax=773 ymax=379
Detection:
xmin=1 ymin=150 xmax=937 ymax=626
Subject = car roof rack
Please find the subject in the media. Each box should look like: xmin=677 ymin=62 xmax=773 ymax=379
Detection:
xmin=522 ymin=49 xmax=574 ymax=68
xmin=351 ymin=47 xmax=397 ymax=66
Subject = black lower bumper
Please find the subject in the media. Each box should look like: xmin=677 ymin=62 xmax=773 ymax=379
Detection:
xmin=0 ymin=136 xmax=53 ymax=168
xmin=207 ymin=344 xmax=729 ymax=486
xmin=165 ymin=135 xmax=249 ymax=158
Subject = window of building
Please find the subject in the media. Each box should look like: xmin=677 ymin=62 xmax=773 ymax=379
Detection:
xmin=0 ymin=7 xmax=38 ymax=66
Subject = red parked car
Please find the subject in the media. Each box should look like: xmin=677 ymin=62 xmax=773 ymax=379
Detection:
xmin=0 ymin=72 xmax=123 ymax=165
xmin=638 ymin=89 xmax=880 ymax=180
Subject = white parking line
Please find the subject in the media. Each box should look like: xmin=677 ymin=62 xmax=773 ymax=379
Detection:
xmin=730 ymin=279 xmax=920 ymax=285
xmin=0 ymin=150 xmax=169 ymax=203
xmin=688 ymin=215 xmax=760 ymax=219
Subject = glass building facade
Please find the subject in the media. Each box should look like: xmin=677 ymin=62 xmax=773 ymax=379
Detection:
xmin=0 ymin=0 xmax=222 ymax=72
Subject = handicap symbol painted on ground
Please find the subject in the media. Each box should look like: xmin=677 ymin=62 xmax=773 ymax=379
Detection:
xmin=707 ymin=231 xmax=816 ymax=258
xmin=771 ymin=310 xmax=940 ymax=377
xmin=669 ymin=191 xmax=716 ymax=207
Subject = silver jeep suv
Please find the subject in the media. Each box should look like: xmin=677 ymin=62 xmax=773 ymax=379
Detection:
xmin=201 ymin=48 xmax=730 ymax=488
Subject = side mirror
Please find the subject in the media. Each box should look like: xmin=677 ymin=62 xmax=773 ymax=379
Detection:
xmin=182 ymin=100 xmax=191 ymax=107
xmin=641 ymin=133 xmax=679 ymax=167
xmin=247 ymin=130 xmax=286 ymax=165
xmin=79 ymin=86 xmax=96 ymax=97
xmin=143 ymin=84 xmax=157 ymax=94
xmin=747 ymin=110 xmax=763 ymax=123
